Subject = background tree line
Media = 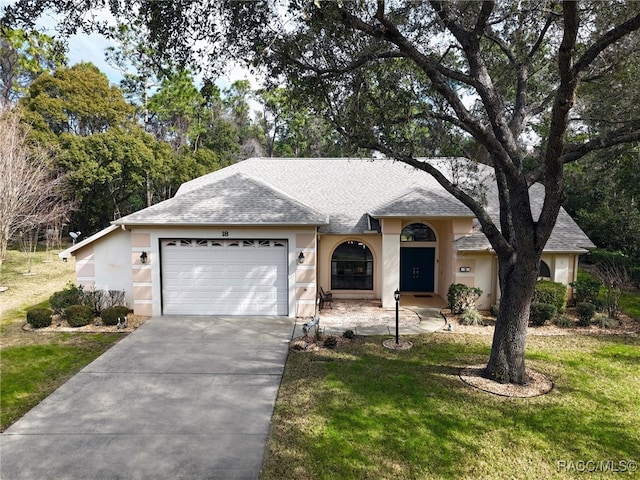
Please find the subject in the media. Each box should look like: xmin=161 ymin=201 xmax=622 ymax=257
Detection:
xmin=1 ymin=26 xmax=353 ymax=241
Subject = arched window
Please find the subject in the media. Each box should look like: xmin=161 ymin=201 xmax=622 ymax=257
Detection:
xmin=539 ymin=260 xmax=551 ymax=279
xmin=401 ymin=223 xmax=436 ymax=242
xmin=331 ymin=241 xmax=373 ymax=290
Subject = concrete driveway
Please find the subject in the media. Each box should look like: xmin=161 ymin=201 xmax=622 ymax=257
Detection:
xmin=0 ymin=315 xmax=295 ymax=480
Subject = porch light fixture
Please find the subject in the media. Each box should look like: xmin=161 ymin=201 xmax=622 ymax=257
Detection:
xmin=297 ymin=251 xmax=305 ymax=264
xmin=140 ymin=251 xmax=148 ymax=264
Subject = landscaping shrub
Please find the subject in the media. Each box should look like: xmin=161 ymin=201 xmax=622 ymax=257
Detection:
xmin=570 ymin=273 xmax=602 ymax=304
xmin=529 ymin=302 xmax=556 ymax=326
xmin=342 ymin=329 xmax=355 ymax=339
xmin=489 ymin=303 xmax=500 ymax=317
xmin=64 ymin=305 xmax=94 ymax=327
xmin=576 ymin=302 xmax=596 ymax=327
xmin=100 ymin=306 xmax=130 ymax=326
xmin=447 ymin=283 xmax=482 ymax=314
xmin=460 ymin=308 xmax=484 ymax=326
xmin=103 ymin=290 xmax=126 ymax=310
xmin=554 ymin=314 xmax=574 ymax=328
xmin=534 ymin=280 xmax=567 ymax=313
xmin=323 ymin=336 xmax=338 ymax=349
xmin=49 ymin=283 xmax=83 ymax=314
xmin=595 ymin=314 xmax=618 ymax=329
xmin=81 ymin=285 xmax=106 ymax=316
xmin=26 ymin=308 xmax=53 ymax=329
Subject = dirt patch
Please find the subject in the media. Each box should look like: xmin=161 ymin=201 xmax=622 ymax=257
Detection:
xmin=459 ymin=365 xmax=554 ymax=398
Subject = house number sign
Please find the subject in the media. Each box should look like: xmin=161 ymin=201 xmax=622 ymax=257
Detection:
xmin=221 ymin=231 xmax=229 ymax=237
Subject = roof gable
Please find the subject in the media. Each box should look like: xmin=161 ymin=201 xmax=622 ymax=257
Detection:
xmin=115 ymin=173 xmax=327 ymax=226
xmin=370 ymin=186 xmax=473 ymax=218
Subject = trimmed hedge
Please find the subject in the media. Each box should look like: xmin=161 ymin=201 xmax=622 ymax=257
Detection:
xmin=534 ymin=280 xmax=568 ymax=313
xmin=530 ymin=302 xmax=557 ymax=326
xmin=101 ymin=306 xmax=130 ymax=326
xmin=64 ymin=305 xmax=94 ymax=328
xmin=27 ymin=308 xmax=53 ymax=329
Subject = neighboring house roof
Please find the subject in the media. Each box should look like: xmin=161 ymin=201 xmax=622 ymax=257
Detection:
xmin=104 ymin=157 xmax=592 ymax=253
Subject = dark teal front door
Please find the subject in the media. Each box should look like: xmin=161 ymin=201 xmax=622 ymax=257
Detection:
xmin=400 ymin=247 xmax=435 ymax=292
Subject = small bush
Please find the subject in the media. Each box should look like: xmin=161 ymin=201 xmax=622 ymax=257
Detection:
xmin=49 ymin=283 xmax=83 ymax=314
xmin=64 ymin=305 xmax=94 ymax=327
xmin=534 ymin=280 xmax=568 ymax=313
xmin=576 ymin=302 xmax=596 ymax=327
xmin=323 ymin=336 xmax=338 ymax=349
xmin=489 ymin=303 xmax=500 ymax=317
xmin=100 ymin=306 xmax=130 ymax=326
xmin=595 ymin=314 xmax=618 ymax=329
xmin=555 ymin=314 xmax=574 ymax=328
xmin=529 ymin=302 xmax=557 ymax=326
xmin=27 ymin=308 xmax=53 ymax=329
xmin=81 ymin=285 xmax=106 ymax=316
xmin=342 ymin=329 xmax=355 ymax=339
xmin=570 ymin=273 xmax=602 ymax=304
xmin=460 ymin=308 xmax=484 ymax=326
xmin=447 ymin=283 xmax=482 ymax=314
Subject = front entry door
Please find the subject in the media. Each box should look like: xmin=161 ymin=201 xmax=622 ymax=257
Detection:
xmin=400 ymin=247 xmax=435 ymax=292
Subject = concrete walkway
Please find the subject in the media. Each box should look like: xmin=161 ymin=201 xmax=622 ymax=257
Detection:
xmin=301 ymin=297 xmax=447 ymax=336
xmin=0 ymin=316 xmax=295 ymax=480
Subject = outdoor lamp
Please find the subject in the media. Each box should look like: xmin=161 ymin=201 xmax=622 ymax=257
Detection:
xmin=298 ymin=251 xmax=305 ymax=264
xmin=140 ymin=251 xmax=148 ymax=264
xmin=394 ymin=289 xmax=400 ymax=344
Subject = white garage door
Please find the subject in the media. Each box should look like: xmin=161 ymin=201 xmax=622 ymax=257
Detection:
xmin=161 ymin=239 xmax=288 ymax=316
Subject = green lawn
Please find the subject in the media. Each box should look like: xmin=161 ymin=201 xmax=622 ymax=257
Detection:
xmin=0 ymin=248 xmax=124 ymax=431
xmin=262 ymin=333 xmax=640 ymax=480
xmin=1 ymin=333 xmax=122 ymax=429
xmin=620 ymin=291 xmax=640 ymax=319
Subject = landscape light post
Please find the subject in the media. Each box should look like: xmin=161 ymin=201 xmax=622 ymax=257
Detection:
xmin=394 ymin=289 xmax=400 ymax=345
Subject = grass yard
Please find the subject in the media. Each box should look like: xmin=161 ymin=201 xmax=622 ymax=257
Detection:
xmin=262 ymin=333 xmax=640 ymax=480
xmin=0 ymin=248 xmax=123 ymax=431
xmin=620 ymin=291 xmax=640 ymax=319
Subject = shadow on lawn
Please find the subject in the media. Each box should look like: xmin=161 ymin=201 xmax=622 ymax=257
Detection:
xmin=265 ymin=333 xmax=640 ymax=479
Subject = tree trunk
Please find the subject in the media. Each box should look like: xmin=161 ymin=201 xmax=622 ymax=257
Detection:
xmin=485 ymin=253 xmax=540 ymax=385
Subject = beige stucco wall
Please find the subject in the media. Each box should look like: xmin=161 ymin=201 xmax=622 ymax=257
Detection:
xmin=74 ymin=228 xmax=133 ymax=309
xmin=454 ymin=253 xmax=495 ymax=309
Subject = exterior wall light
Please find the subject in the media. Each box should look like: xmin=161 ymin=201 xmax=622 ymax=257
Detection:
xmin=140 ymin=251 xmax=148 ymax=264
xmin=298 ymin=252 xmax=305 ymax=264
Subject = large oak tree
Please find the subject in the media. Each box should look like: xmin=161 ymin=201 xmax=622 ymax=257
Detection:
xmin=6 ymin=1 xmax=640 ymax=384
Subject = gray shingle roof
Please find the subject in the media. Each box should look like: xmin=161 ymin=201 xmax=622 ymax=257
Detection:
xmin=117 ymin=157 xmax=595 ymax=252
xmin=370 ymin=186 xmax=473 ymax=217
xmin=115 ymin=173 xmax=327 ymax=226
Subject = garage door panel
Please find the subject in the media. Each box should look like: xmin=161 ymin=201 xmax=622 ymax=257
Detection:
xmin=161 ymin=239 xmax=288 ymax=316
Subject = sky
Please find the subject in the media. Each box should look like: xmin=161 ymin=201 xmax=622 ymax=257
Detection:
xmin=0 ymin=0 xmax=258 ymax=91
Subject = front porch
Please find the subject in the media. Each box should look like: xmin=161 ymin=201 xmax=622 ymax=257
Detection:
xmin=299 ymin=295 xmax=447 ymax=336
